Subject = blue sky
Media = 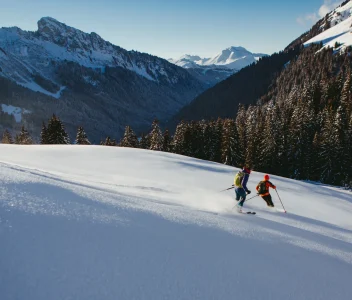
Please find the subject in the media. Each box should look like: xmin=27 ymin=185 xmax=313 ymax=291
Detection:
xmin=0 ymin=0 xmax=344 ymax=58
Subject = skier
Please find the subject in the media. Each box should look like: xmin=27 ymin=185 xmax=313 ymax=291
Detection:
xmin=233 ymin=167 xmax=251 ymax=212
xmin=256 ymin=174 xmax=276 ymax=207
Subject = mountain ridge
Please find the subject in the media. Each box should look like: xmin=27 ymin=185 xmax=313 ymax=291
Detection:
xmin=0 ymin=17 xmax=206 ymax=142
xmin=169 ymin=1 xmax=352 ymax=126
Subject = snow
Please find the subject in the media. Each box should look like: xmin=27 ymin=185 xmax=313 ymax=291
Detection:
xmin=1 ymin=104 xmax=30 ymax=122
xmin=170 ymin=46 xmax=267 ymax=70
xmin=305 ymin=1 xmax=352 ymax=51
xmin=18 ymin=81 xmax=66 ymax=99
xmin=0 ymin=18 xmax=168 ymax=86
xmin=83 ymin=76 xmax=98 ymax=86
xmin=0 ymin=145 xmax=351 ymax=300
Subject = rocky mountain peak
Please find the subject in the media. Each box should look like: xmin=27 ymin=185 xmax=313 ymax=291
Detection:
xmin=37 ymin=17 xmax=108 ymax=52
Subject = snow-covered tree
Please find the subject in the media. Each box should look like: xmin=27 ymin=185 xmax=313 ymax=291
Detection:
xmin=138 ymin=133 xmax=150 ymax=149
xmin=1 ymin=129 xmax=13 ymax=144
xmin=15 ymin=126 xmax=33 ymax=145
xmin=171 ymin=121 xmax=188 ymax=155
xmin=162 ymin=129 xmax=172 ymax=152
xmin=75 ymin=126 xmax=91 ymax=145
xmin=101 ymin=136 xmax=117 ymax=146
xmin=221 ymin=119 xmax=241 ymax=166
xmin=149 ymin=120 xmax=163 ymax=151
xmin=47 ymin=115 xmax=70 ymax=144
xmin=120 ymin=126 xmax=138 ymax=148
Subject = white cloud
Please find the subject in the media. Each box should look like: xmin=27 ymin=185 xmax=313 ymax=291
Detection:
xmin=296 ymin=13 xmax=319 ymax=26
xmin=296 ymin=0 xmax=344 ymax=25
xmin=318 ymin=0 xmax=344 ymax=17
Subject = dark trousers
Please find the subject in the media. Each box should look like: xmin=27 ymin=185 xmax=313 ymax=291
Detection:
xmin=262 ymin=194 xmax=274 ymax=207
xmin=235 ymin=188 xmax=246 ymax=207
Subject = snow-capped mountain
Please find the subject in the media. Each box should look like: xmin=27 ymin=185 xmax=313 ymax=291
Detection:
xmin=0 ymin=17 xmax=205 ymax=141
xmin=168 ymin=46 xmax=267 ymax=86
xmin=170 ymin=46 xmax=266 ymax=70
xmin=304 ymin=1 xmax=352 ymax=50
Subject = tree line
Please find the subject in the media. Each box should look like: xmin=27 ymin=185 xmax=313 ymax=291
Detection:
xmin=2 ymin=45 xmax=352 ymax=188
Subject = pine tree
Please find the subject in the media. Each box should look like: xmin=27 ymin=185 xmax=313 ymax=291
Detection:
xmin=257 ymin=103 xmax=279 ymax=173
xmin=15 ymin=126 xmax=33 ymax=145
xmin=138 ymin=133 xmax=150 ymax=149
xmin=244 ymin=106 xmax=261 ymax=169
xmin=202 ymin=121 xmax=213 ymax=161
xmin=221 ymin=119 xmax=242 ymax=166
xmin=149 ymin=120 xmax=164 ymax=151
xmin=171 ymin=121 xmax=188 ymax=155
xmin=120 ymin=126 xmax=138 ymax=148
xmin=319 ymin=108 xmax=336 ymax=184
xmin=40 ymin=122 xmax=49 ymax=144
xmin=311 ymin=132 xmax=322 ymax=182
xmin=1 ymin=129 xmax=13 ymax=144
xmin=288 ymin=98 xmax=316 ymax=179
xmin=101 ymin=136 xmax=117 ymax=146
xmin=208 ymin=119 xmax=223 ymax=163
xmin=75 ymin=126 xmax=91 ymax=145
xmin=332 ymin=105 xmax=349 ymax=184
xmin=345 ymin=113 xmax=352 ymax=188
xmin=187 ymin=121 xmax=204 ymax=158
xmin=46 ymin=114 xmax=70 ymax=144
xmin=163 ymin=129 xmax=172 ymax=152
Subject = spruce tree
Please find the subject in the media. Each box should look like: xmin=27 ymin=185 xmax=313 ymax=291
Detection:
xmin=346 ymin=113 xmax=352 ymax=188
xmin=202 ymin=121 xmax=213 ymax=161
xmin=40 ymin=122 xmax=49 ymax=144
xmin=235 ymin=105 xmax=247 ymax=165
xmin=319 ymin=108 xmax=336 ymax=184
xmin=101 ymin=136 xmax=117 ymax=146
xmin=162 ymin=129 xmax=172 ymax=152
xmin=221 ymin=119 xmax=241 ymax=166
xmin=138 ymin=133 xmax=150 ymax=149
xmin=171 ymin=121 xmax=187 ymax=155
xmin=208 ymin=119 xmax=222 ymax=163
xmin=47 ymin=115 xmax=70 ymax=144
xmin=120 ymin=126 xmax=138 ymax=148
xmin=149 ymin=119 xmax=163 ymax=151
xmin=15 ymin=126 xmax=33 ymax=145
xmin=75 ymin=126 xmax=91 ymax=145
xmin=1 ymin=129 xmax=13 ymax=144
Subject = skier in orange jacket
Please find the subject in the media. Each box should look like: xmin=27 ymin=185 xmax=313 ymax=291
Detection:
xmin=256 ymin=174 xmax=276 ymax=207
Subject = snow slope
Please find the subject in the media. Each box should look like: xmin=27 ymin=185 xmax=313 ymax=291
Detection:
xmin=1 ymin=145 xmax=352 ymax=300
xmin=305 ymin=1 xmax=352 ymax=50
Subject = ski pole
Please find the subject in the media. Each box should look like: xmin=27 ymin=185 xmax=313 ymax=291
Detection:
xmin=245 ymin=194 xmax=259 ymax=202
xmin=275 ymin=188 xmax=287 ymax=213
xmin=220 ymin=185 xmax=235 ymax=192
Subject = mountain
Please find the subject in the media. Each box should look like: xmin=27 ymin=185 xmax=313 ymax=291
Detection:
xmin=0 ymin=17 xmax=206 ymax=142
xmin=304 ymin=0 xmax=352 ymax=49
xmin=170 ymin=0 xmax=352 ymax=125
xmin=1 ymin=145 xmax=351 ymax=300
xmin=169 ymin=47 xmax=300 ymax=124
xmin=168 ymin=47 xmax=267 ymax=86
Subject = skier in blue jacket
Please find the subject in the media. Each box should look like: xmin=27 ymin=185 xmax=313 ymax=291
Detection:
xmin=233 ymin=167 xmax=252 ymax=212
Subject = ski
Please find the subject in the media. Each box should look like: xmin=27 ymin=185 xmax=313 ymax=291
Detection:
xmin=233 ymin=206 xmax=256 ymax=215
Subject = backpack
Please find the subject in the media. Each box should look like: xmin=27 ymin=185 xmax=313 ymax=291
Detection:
xmin=234 ymin=171 xmax=244 ymax=187
xmin=257 ymin=181 xmax=267 ymax=194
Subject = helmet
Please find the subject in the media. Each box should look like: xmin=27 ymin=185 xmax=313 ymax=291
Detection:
xmin=264 ymin=174 xmax=270 ymax=180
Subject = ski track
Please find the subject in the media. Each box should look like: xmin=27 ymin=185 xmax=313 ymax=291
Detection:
xmin=1 ymin=145 xmax=352 ymax=300
xmin=1 ymin=161 xmax=351 ymax=265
